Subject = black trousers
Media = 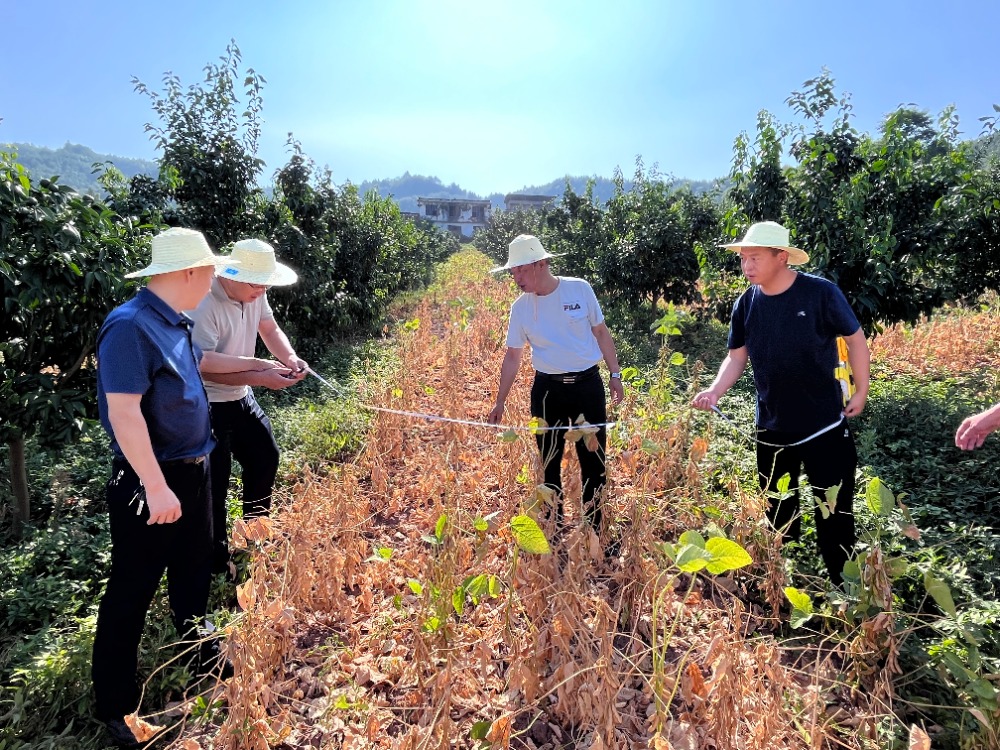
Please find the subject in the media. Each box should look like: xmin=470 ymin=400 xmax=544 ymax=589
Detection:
xmin=92 ymin=457 xmax=213 ymax=721
xmin=756 ymin=420 xmax=857 ymax=585
xmin=208 ymin=393 xmax=279 ymax=569
xmin=530 ymin=368 xmax=608 ymax=529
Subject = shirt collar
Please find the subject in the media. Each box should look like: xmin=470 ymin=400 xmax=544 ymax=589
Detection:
xmin=138 ymin=287 xmax=193 ymax=327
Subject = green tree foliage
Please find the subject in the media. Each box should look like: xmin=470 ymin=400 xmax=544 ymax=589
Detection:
xmin=261 ymin=142 xmax=459 ymax=354
xmin=473 ymin=206 xmax=548 ymax=266
xmin=0 ymin=152 xmax=145 ymax=536
xmin=724 ymin=70 xmax=1000 ymax=332
xmin=477 ymin=172 xmax=718 ymax=307
xmin=539 ymin=181 xmax=611 ymax=282
xmin=131 ymin=41 xmax=265 ymax=248
xmin=598 ymin=164 xmax=709 ymax=304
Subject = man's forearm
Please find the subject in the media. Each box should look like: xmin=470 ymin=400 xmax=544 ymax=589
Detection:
xmin=200 ymin=351 xmax=278 ymax=374
xmin=260 ymin=325 xmax=298 ymax=367
xmin=202 ymin=369 xmax=286 ymax=387
xmin=709 ymin=349 xmax=749 ymax=397
xmin=494 ymin=350 xmax=523 ymax=407
xmin=106 ymin=394 xmax=168 ymax=492
xmin=594 ymin=325 xmax=621 ymax=373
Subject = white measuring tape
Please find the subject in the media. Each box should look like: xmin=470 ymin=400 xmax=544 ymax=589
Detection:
xmin=306 ymin=368 xmax=841 ymax=444
xmin=710 ymin=405 xmax=845 ymax=447
xmin=306 ymin=368 xmax=619 ymax=433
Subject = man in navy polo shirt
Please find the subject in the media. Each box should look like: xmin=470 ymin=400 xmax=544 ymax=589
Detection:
xmin=92 ymin=228 xmax=250 ymax=748
xmin=692 ymin=221 xmax=871 ymax=586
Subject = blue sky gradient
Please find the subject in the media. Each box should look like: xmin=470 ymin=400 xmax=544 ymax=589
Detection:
xmin=2 ymin=0 xmax=997 ymax=195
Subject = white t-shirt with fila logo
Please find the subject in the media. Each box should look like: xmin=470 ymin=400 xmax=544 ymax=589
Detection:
xmin=505 ymin=277 xmax=605 ymax=374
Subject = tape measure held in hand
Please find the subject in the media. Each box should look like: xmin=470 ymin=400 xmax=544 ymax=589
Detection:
xmin=834 ymin=336 xmax=855 ymax=406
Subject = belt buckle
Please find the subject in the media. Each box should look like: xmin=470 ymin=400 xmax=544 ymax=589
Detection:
xmin=559 ymin=374 xmax=575 ymax=384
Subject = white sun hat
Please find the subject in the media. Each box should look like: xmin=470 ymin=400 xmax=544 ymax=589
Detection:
xmin=125 ymin=227 xmax=236 ymax=278
xmin=720 ymin=221 xmax=810 ymax=265
xmin=217 ymin=239 xmax=298 ymax=286
xmin=490 ymin=234 xmax=564 ymax=274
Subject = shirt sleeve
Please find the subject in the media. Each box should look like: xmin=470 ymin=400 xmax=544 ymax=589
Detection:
xmin=727 ymin=292 xmax=747 ymax=349
xmin=97 ymin=317 xmax=157 ymax=395
xmin=261 ymin=292 xmax=275 ymax=323
xmin=824 ymin=284 xmax=862 ymax=336
xmin=505 ymin=300 xmax=527 ymax=349
xmin=189 ymin=300 xmax=221 ymax=353
xmin=584 ymin=281 xmax=605 ymax=326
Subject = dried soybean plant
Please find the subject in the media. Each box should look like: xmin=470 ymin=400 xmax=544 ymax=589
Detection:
xmin=190 ymin=250 xmax=873 ymax=750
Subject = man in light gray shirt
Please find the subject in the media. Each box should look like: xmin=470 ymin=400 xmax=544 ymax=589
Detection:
xmin=189 ymin=239 xmax=307 ymax=575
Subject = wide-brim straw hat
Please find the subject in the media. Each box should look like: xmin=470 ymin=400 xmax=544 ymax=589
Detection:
xmin=490 ymin=234 xmax=564 ymax=273
xmin=720 ymin=221 xmax=809 ymax=265
xmin=218 ymin=239 xmax=298 ymax=286
xmin=125 ymin=227 xmax=236 ymax=278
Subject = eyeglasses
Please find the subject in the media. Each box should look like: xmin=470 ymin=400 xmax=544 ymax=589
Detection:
xmin=246 ymin=282 xmax=272 ymax=291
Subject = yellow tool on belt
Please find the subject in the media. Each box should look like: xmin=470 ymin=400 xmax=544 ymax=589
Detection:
xmin=834 ymin=336 xmax=855 ymax=406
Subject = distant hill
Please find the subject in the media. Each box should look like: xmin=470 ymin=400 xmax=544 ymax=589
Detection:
xmin=359 ymin=173 xmax=722 ymax=212
xmin=355 ymin=172 xmax=481 ymax=212
xmin=3 ymin=142 xmax=724 ymax=209
xmin=1 ymin=142 xmax=157 ymax=194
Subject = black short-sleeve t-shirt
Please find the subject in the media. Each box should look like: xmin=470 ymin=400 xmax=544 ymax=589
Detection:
xmin=728 ymin=273 xmax=861 ymax=433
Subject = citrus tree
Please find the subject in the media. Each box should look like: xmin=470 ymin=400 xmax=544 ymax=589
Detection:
xmin=1 ymin=152 xmax=145 ymax=536
xmin=130 ymin=41 xmax=266 ymax=249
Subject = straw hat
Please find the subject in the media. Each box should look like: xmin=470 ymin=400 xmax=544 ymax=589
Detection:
xmin=720 ymin=221 xmax=810 ymax=265
xmin=125 ymin=227 xmax=235 ymax=278
xmin=218 ymin=239 xmax=298 ymax=286
xmin=490 ymin=234 xmax=564 ymax=273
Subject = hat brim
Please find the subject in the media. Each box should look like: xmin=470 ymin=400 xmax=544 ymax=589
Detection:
xmin=217 ymin=262 xmax=298 ymax=286
xmin=719 ymin=241 xmax=809 ymax=266
xmin=489 ymin=252 xmax=565 ymax=274
xmin=124 ymin=256 xmax=236 ymax=279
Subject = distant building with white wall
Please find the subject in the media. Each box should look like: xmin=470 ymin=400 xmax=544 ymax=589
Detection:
xmin=416 ymin=198 xmax=491 ymax=237
xmin=504 ymin=193 xmax=556 ymax=212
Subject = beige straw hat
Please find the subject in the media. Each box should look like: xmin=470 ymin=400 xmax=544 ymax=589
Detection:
xmin=125 ymin=227 xmax=236 ymax=278
xmin=490 ymin=234 xmax=564 ymax=273
xmin=217 ymin=239 xmax=298 ymax=286
xmin=720 ymin=221 xmax=810 ymax=265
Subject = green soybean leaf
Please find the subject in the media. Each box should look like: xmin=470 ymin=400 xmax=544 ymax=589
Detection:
xmin=678 ymin=530 xmax=706 ymax=549
xmin=784 ymin=587 xmax=814 ymax=614
xmin=866 ymin=477 xmax=895 ymax=516
xmin=705 ymin=537 xmax=753 ymax=574
xmin=675 ymin=543 xmax=712 ymax=573
xmin=471 ymin=721 xmax=492 ymax=741
xmin=924 ymin=571 xmax=957 ymax=618
xmin=511 ymin=515 xmax=551 ymax=555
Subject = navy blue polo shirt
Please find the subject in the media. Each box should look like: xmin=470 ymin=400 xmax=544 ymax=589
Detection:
xmin=97 ymin=288 xmax=215 ymax=462
xmin=728 ymin=273 xmax=861 ymax=433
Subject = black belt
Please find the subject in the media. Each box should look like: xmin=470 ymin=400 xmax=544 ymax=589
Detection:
xmin=534 ymin=365 xmax=599 ymax=385
xmin=160 ymin=454 xmax=207 ymax=467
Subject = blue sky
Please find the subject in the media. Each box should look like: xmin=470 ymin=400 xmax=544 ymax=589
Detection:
xmin=2 ymin=0 xmax=997 ymax=195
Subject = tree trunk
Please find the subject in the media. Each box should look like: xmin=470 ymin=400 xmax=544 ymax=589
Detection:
xmin=8 ymin=437 xmax=30 ymax=539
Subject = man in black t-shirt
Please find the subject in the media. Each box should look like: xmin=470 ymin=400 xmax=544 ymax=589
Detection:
xmin=693 ymin=221 xmax=871 ymax=585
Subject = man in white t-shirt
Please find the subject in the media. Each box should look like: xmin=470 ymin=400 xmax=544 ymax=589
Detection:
xmin=188 ymin=239 xmax=307 ymax=574
xmin=487 ymin=235 xmax=624 ymax=532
